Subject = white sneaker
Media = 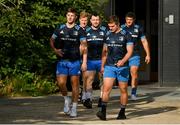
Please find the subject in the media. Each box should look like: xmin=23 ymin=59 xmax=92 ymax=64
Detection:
xmin=64 ymin=97 xmax=71 ymax=114
xmin=70 ymin=107 xmax=77 ymax=117
xmin=131 ymin=94 xmax=137 ymax=101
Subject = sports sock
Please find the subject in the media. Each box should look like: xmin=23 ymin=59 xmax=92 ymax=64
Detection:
xmin=131 ymin=87 xmax=137 ymax=95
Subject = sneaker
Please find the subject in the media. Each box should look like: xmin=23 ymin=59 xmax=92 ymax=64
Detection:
xmin=83 ymin=98 xmax=92 ymax=109
xmin=117 ymin=112 xmax=126 ymax=120
xmin=64 ymin=97 xmax=71 ymax=114
xmin=96 ymin=111 xmax=106 ymax=120
xmin=70 ymin=107 xmax=77 ymax=117
xmin=81 ymin=99 xmax=85 ymax=104
xmin=131 ymin=94 xmax=137 ymax=101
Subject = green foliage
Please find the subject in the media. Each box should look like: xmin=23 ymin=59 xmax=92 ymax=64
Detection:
xmin=0 ymin=72 xmax=58 ymax=97
xmin=0 ymin=0 xmax=108 ymax=96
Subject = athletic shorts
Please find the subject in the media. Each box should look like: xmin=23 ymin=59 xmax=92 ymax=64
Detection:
xmin=129 ymin=56 xmax=140 ymax=67
xmin=87 ymin=60 xmax=101 ymax=72
xmin=103 ymin=65 xmax=129 ymax=82
xmin=56 ymin=60 xmax=81 ymax=76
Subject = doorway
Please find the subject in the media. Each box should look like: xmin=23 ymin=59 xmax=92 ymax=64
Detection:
xmin=114 ymin=0 xmax=158 ymax=83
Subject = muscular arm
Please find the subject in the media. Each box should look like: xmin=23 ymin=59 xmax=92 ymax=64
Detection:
xmin=50 ymin=37 xmax=64 ymax=57
xmin=101 ymin=44 xmax=108 ymax=73
xmin=80 ymin=40 xmax=87 ymax=72
xmin=141 ymin=38 xmax=150 ymax=64
xmin=50 ymin=37 xmax=56 ymax=51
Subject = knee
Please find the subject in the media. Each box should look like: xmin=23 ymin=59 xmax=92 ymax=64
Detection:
xmin=120 ymin=87 xmax=128 ymax=94
xmin=130 ymin=71 xmax=138 ymax=78
xmin=102 ymin=91 xmax=110 ymax=98
xmin=58 ymin=82 xmax=66 ymax=87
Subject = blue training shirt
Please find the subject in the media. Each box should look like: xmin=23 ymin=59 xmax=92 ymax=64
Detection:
xmin=51 ymin=24 xmax=86 ymax=61
xmin=121 ymin=24 xmax=145 ymax=56
xmin=105 ymin=29 xmax=133 ymax=66
xmin=86 ymin=26 xmax=108 ymax=60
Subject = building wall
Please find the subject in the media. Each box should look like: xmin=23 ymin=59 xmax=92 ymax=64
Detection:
xmin=159 ymin=0 xmax=180 ymax=85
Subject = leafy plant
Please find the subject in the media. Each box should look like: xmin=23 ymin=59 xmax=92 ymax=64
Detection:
xmin=0 ymin=0 xmax=109 ymax=96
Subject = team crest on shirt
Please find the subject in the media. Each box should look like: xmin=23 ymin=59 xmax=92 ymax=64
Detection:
xmin=134 ymin=28 xmax=139 ymax=33
xmin=87 ymin=33 xmax=90 ymax=36
xmin=92 ymin=35 xmax=97 ymax=39
xmin=73 ymin=31 xmax=78 ymax=36
xmin=119 ymin=36 xmax=124 ymax=41
xmin=99 ymin=31 xmax=104 ymax=36
xmin=65 ymin=35 xmax=70 ymax=38
xmin=60 ymin=30 xmax=64 ymax=34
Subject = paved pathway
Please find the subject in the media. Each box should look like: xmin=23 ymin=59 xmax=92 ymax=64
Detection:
xmin=0 ymin=85 xmax=180 ymax=124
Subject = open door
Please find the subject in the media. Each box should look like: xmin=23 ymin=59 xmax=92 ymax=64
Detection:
xmin=114 ymin=0 xmax=158 ymax=83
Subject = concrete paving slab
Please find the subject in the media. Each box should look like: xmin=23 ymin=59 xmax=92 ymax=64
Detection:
xmin=0 ymin=85 xmax=180 ymax=124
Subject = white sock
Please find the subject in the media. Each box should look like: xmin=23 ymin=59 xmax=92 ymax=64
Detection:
xmin=64 ymin=96 xmax=68 ymax=99
xmin=72 ymin=102 xmax=77 ymax=109
xmin=64 ymin=96 xmax=70 ymax=102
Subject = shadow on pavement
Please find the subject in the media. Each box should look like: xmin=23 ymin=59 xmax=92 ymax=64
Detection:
xmin=0 ymin=89 xmax=178 ymax=123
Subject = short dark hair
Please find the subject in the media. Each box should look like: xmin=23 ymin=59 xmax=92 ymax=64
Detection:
xmin=90 ymin=12 xmax=99 ymax=18
xmin=108 ymin=15 xmax=119 ymax=25
xmin=125 ymin=12 xmax=136 ymax=20
xmin=67 ymin=8 xmax=77 ymax=15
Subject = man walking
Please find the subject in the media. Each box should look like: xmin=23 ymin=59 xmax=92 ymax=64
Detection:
xmin=96 ymin=15 xmax=133 ymax=120
xmin=50 ymin=8 xmax=87 ymax=117
xmin=121 ymin=12 xmax=150 ymax=100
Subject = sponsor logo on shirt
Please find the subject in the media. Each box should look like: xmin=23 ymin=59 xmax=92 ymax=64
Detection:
xmin=61 ymin=37 xmax=77 ymax=41
xmin=107 ymin=43 xmax=123 ymax=47
xmin=132 ymin=34 xmax=138 ymax=38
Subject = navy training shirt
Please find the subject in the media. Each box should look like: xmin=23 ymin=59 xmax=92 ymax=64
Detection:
xmin=105 ymin=29 xmax=133 ymax=66
xmin=51 ymin=24 xmax=86 ymax=61
xmin=86 ymin=26 xmax=107 ymax=60
xmin=121 ymin=24 xmax=145 ymax=56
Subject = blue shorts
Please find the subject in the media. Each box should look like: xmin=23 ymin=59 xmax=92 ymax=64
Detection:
xmin=129 ymin=56 xmax=140 ymax=67
xmin=103 ymin=66 xmax=129 ymax=82
xmin=87 ymin=60 xmax=101 ymax=72
xmin=56 ymin=60 xmax=81 ymax=76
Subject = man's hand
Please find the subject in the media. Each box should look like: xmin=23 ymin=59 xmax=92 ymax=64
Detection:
xmin=81 ymin=62 xmax=87 ymax=72
xmin=116 ymin=60 xmax=125 ymax=67
xmin=145 ymin=55 xmax=150 ymax=64
xmin=54 ymin=49 xmax=64 ymax=57
xmin=100 ymin=67 xmax=104 ymax=74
